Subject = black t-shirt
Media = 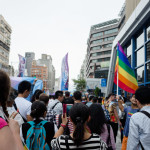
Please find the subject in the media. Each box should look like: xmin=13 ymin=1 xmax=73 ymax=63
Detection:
xmin=63 ymin=97 xmax=74 ymax=104
xmin=22 ymin=119 xmax=55 ymax=148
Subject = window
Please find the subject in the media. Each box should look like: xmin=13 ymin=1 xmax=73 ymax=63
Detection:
xmin=146 ymin=42 xmax=150 ymax=61
xmin=91 ymin=39 xmax=103 ymax=44
xmin=103 ymin=43 xmax=112 ymax=48
xmin=147 ymin=24 xmax=150 ymax=40
xmin=126 ymin=43 xmax=132 ymax=64
xmin=104 ymin=28 xmax=118 ymax=35
xmin=146 ymin=62 xmax=150 ymax=82
xmin=104 ymin=36 xmax=115 ymax=42
xmin=136 ymin=66 xmax=144 ymax=84
xmin=91 ymin=46 xmax=101 ymax=50
xmin=91 ymin=32 xmax=103 ymax=38
xmin=91 ymin=53 xmax=97 ymax=57
xmin=91 ymin=59 xmax=97 ymax=63
xmin=136 ymin=31 xmax=144 ymax=49
xmin=136 ymin=47 xmax=144 ymax=67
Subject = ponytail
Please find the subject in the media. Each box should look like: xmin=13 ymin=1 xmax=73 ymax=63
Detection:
xmin=73 ymin=117 xmax=84 ymax=146
xmin=1 ymin=100 xmax=9 ymax=118
xmin=69 ymin=103 xmax=90 ymax=147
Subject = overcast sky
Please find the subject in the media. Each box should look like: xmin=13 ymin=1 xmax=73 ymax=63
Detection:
xmin=0 ymin=0 xmax=124 ymax=88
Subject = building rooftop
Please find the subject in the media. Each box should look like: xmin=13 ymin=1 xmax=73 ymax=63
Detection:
xmin=90 ymin=19 xmax=119 ymax=31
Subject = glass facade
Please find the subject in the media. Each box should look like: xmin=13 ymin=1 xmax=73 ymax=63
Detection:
xmin=136 ymin=31 xmax=144 ymax=49
xmin=136 ymin=66 xmax=144 ymax=84
xmin=146 ymin=42 xmax=150 ymax=61
xmin=104 ymin=28 xmax=118 ymax=35
xmin=91 ymin=32 xmax=103 ymax=38
xmin=113 ymin=20 xmax=150 ymax=94
xmin=136 ymin=47 xmax=144 ymax=67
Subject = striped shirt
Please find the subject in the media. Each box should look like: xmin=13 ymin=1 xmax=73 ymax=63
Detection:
xmin=55 ymin=114 xmax=74 ymax=134
xmin=51 ymin=133 xmax=107 ymax=150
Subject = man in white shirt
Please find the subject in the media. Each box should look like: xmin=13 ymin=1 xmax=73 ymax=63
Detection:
xmin=127 ymin=87 xmax=150 ymax=150
xmin=48 ymin=90 xmax=63 ymax=114
xmin=14 ymin=81 xmax=32 ymax=121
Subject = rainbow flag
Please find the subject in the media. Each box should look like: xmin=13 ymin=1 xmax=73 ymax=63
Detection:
xmin=114 ymin=43 xmax=138 ymax=94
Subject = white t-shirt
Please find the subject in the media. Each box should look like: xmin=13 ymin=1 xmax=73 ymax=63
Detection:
xmin=15 ymin=97 xmax=32 ymax=120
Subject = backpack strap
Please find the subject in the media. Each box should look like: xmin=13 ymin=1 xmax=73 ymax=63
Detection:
xmin=58 ymin=114 xmax=62 ymax=129
xmin=65 ymin=135 xmax=69 ymax=149
xmin=138 ymin=111 xmax=150 ymax=150
xmin=13 ymin=101 xmax=27 ymax=122
xmin=140 ymin=111 xmax=150 ymax=118
xmin=52 ymin=102 xmax=59 ymax=110
xmin=106 ymin=124 xmax=111 ymax=145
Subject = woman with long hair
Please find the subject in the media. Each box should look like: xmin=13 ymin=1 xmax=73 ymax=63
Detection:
xmin=0 ymin=70 xmax=24 ymax=150
xmin=51 ymin=103 xmax=107 ymax=149
xmin=88 ymin=103 xmax=116 ymax=150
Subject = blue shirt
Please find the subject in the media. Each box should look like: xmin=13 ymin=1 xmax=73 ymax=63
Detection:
xmin=127 ymin=106 xmax=150 ymax=150
xmin=123 ymin=106 xmax=139 ymax=137
xmin=86 ymin=101 xmax=92 ymax=107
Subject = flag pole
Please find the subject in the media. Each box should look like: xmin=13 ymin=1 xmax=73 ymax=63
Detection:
xmin=117 ymin=43 xmax=119 ymax=96
xmin=117 ymin=66 xmax=119 ymax=96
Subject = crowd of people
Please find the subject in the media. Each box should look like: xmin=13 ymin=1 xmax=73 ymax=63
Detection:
xmin=0 ymin=69 xmax=150 ymax=150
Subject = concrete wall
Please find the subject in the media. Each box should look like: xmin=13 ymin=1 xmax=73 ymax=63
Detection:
xmin=125 ymin=0 xmax=141 ymax=22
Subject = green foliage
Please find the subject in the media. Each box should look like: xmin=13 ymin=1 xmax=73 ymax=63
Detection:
xmin=72 ymin=78 xmax=86 ymax=91
xmin=94 ymin=87 xmax=100 ymax=97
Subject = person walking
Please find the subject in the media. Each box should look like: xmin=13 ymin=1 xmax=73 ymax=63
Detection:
xmin=118 ymin=94 xmax=139 ymax=150
xmin=48 ymin=90 xmax=63 ymax=114
xmin=14 ymin=80 xmax=32 ymax=121
xmin=51 ymin=103 xmax=107 ymax=149
xmin=88 ymin=104 xmax=116 ymax=150
xmin=127 ymin=87 xmax=150 ymax=150
xmin=21 ymin=101 xmax=55 ymax=150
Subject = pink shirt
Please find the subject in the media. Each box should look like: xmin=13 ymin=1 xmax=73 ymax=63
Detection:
xmin=0 ymin=118 xmax=8 ymax=129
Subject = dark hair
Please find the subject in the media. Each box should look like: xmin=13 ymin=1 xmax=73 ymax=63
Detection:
xmin=55 ymin=90 xmax=63 ymax=99
xmin=18 ymin=80 xmax=31 ymax=94
xmin=92 ymin=97 xmax=98 ymax=103
xmin=135 ymin=87 xmax=150 ymax=105
xmin=107 ymin=93 xmax=115 ymax=99
xmin=30 ymin=101 xmax=47 ymax=119
xmin=89 ymin=95 xmax=94 ymax=101
xmin=31 ymin=89 xmax=41 ymax=103
xmin=0 ymin=70 xmax=10 ymax=118
xmin=39 ymin=93 xmax=49 ymax=105
xmin=88 ymin=104 xmax=107 ymax=135
xmin=98 ymin=97 xmax=102 ymax=103
xmin=65 ymin=91 xmax=70 ymax=97
xmin=35 ymin=90 xmax=43 ymax=100
xmin=73 ymin=91 xmax=82 ymax=101
xmin=8 ymin=88 xmax=18 ymax=101
xmin=69 ymin=103 xmax=90 ymax=146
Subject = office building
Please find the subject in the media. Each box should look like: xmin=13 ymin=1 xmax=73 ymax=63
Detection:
xmin=107 ymin=0 xmax=150 ymax=95
xmin=36 ymin=54 xmax=55 ymax=93
xmin=31 ymin=60 xmax=48 ymax=90
xmin=0 ymin=15 xmax=12 ymax=73
xmin=25 ymin=52 xmax=35 ymax=76
xmin=86 ymin=19 xmax=119 ymax=79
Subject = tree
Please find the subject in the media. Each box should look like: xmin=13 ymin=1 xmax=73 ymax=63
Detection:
xmin=72 ymin=78 xmax=86 ymax=92
xmin=94 ymin=87 xmax=101 ymax=97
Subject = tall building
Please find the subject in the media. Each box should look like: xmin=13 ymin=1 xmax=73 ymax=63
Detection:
xmin=25 ymin=52 xmax=35 ymax=76
xmin=36 ymin=54 xmax=55 ymax=93
xmin=107 ymin=0 xmax=150 ymax=95
xmin=86 ymin=19 xmax=119 ymax=79
xmin=0 ymin=15 xmax=12 ymax=73
xmin=31 ymin=60 xmax=48 ymax=90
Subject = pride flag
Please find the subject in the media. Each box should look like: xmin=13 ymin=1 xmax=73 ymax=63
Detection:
xmin=114 ymin=43 xmax=138 ymax=93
